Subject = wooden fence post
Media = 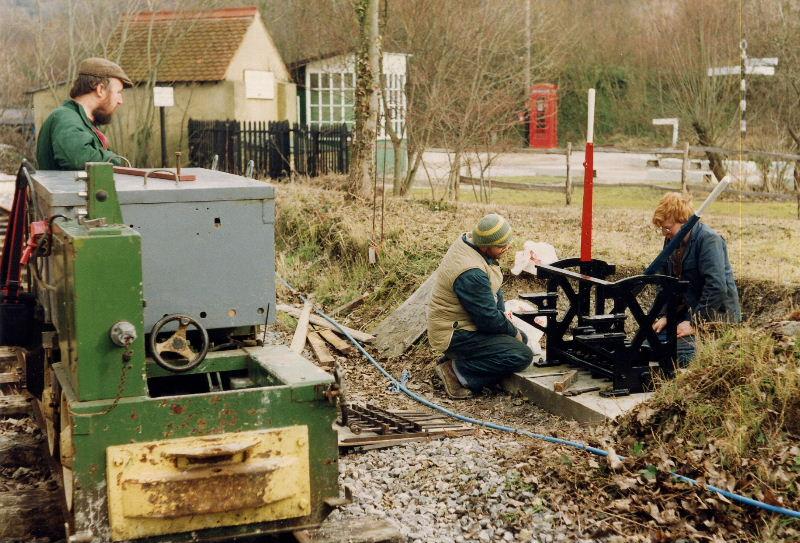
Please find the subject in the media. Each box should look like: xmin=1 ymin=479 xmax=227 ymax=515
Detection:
xmin=681 ymin=141 xmax=690 ymax=193
xmin=565 ymin=142 xmax=573 ymax=205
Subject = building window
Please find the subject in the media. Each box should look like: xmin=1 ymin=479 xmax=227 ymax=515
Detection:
xmin=306 ymin=63 xmax=406 ymax=137
xmin=307 ymin=69 xmax=355 ymax=131
xmin=380 ymin=73 xmax=406 ymax=138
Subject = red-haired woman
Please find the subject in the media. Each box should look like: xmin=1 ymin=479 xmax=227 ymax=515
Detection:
xmin=650 ymin=192 xmax=741 ymax=364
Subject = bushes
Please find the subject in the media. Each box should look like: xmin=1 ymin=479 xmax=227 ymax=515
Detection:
xmin=617 ymin=325 xmax=800 ymax=509
xmin=274 ymin=185 xmax=454 ymax=320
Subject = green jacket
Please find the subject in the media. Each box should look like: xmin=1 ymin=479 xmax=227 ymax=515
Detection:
xmin=36 ymin=100 xmax=125 ymax=170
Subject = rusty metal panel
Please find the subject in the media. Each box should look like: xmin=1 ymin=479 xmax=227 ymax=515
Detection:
xmin=106 ymin=426 xmax=310 ymax=541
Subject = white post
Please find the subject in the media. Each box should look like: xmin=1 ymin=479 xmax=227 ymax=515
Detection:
xmin=681 ymin=141 xmax=689 ymax=193
xmin=740 ymin=39 xmax=747 ymax=138
xmin=586 ymin=89 xmax=595 ymax=144
xmin=525 ymin=0 xmax=531 ymax=93
xmin=565 ymin=141 xmax=572 ymax=205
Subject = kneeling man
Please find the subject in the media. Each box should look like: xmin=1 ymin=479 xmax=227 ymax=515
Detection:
xmin=428 ymin=213 xmax=533 ymax=399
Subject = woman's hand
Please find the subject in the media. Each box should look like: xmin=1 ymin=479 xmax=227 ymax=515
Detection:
xmin=652 ymin=316 xmax=667 ymax=333
xmin=676 ymin=320 xmax=695 ymax=338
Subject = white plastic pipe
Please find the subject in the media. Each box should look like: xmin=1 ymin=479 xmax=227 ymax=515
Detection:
xmin=696 ymin=175 xmax=733 ymax=217
xmin=586 ymin=88 xmax=595 ymax=143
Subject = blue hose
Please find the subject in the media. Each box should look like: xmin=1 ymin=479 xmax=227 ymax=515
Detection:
xmin=278 ymin=278 xmax=800 ymax=520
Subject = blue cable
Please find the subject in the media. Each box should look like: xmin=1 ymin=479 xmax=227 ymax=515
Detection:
xmin=278 ymin=278 xmax=800 ymax=520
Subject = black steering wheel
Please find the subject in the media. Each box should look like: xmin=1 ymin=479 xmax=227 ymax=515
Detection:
xmin=149 ymin=314 xmax=209 ymax=373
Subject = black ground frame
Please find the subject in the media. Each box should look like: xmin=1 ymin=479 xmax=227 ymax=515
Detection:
xmin=513 ymin=258 xmax=688 ymax=396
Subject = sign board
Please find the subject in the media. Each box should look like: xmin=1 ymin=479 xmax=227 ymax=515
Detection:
xmin=244 ymin=70 xmax=275 ymax=100
xmin=652 ymin=118 xmax=679 ymax=147
xmin=707 ymin=65 xmax=775 ymax=77
xmin=747 ymin=57 xmax=778 ymax=67
xmin=153 ymin=86 xmax=175 ymax=107
xmin=652 ymin=118 xmax=679 ymax=126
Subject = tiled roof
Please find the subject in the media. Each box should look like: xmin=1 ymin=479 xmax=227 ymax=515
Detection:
xmin=111 ymin=7 xmax=257 ymax=83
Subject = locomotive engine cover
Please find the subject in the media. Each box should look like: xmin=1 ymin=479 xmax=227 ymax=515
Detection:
xmin=29 ymin=168 xmax=276 ymax=331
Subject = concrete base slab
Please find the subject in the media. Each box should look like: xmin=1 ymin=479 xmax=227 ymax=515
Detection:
xmin=502 ymin=363 xmax=652 ymax=425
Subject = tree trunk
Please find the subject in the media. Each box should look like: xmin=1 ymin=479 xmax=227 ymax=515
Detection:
xmin=392 ymin=140 xmax=403 ymax=196
xmin=450 ymin=151 xmax=462 ymax=201
xmin=788 ymin=127 xmax=800 ymax=219
xmin=400 ymin=148 xmax=424 ymax=196
xmin=692 ymin=121 xmax=727 ymax=182
xmin=347 ymin=0 xmax=380 ymax=199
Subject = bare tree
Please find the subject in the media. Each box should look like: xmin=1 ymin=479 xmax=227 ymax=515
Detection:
xmin=643 ymin=0 xmax=741 ymax=181
xmin=7 ymin=0 xmax=228 ymax=166
xmin=377 ymin=47 xmax=406 ymax=196
xmin=383 ymin=0 xmax=562 ymax=200
xmin=258 ymin=0 xmax=357 ymax=65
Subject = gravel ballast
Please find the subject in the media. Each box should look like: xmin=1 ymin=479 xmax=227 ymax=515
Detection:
xmin=331 ymin=434 xmax=602 ymax=543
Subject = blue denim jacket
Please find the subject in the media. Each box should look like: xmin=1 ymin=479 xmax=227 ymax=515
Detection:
xmin=660 ymin=221 xmax=742 ymax=323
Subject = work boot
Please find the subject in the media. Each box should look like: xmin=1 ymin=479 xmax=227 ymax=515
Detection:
xmin=435 ymin=359 xmax=472 ymax=399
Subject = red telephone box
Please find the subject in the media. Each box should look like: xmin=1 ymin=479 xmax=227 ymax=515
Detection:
xmin=529 ymin=83 xmax=558 ymax=148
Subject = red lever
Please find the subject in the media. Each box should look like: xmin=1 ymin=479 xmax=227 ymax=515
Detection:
xmin=20 ymin=221 xmax=49 ymax=266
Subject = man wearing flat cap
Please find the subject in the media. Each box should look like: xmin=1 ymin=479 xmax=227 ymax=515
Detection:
xmin=428 ymin=213 xmax=534 ymax=399
xmin=36 ymin=57 xmax=133 ymax=170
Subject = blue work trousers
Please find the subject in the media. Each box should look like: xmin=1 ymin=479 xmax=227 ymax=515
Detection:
xmin=444 ymin=330 xmax=534 ymax=392
xmin=658 ymin=332 xmax=696 ymax=367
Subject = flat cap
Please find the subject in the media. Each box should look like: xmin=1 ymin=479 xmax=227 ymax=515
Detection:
xmin=78 ymin=57 xmax=133 ymax=88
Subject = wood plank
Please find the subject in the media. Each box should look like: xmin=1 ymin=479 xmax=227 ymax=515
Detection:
xmin=0 ymin=489 xmax=65 ymax=540
xmin=0 ymin=434 xmax=43 ymax=467
xmin=0 ymin=371 xmax=22 ymax=385
xmin=294 ymin=516 xmax=402 ymax=543
xmin=0 ymin=347 xmax=17 ymax=372
xmin=371 ymin=272 xmax=437 ymax=358
xmin=331 ymin=292 xmax=370 ymax=316
xmin=113 ymin=166 xmax=196 ymax=181
xmin=553 ymin=370 xmax=579 ymax=393
xmin=318 ymin=329 xmax=354 ymax=354
xmin=277 ymin=304 xmax=375 ymax=343
xmin=289 ymin=299 xmax=314 ymax=354
xmin=307 ymin=332 xmax=335 ymax=365
xmin=0 ymin=395 xmax=31 ymax=418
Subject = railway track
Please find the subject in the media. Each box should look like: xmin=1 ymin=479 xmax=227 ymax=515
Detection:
xmin=0 ymin=346 xmax=64 ymax=542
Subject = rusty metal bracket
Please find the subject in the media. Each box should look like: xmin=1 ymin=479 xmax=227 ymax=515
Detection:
xmin=336 ymin=403 xmax=474 ymax=449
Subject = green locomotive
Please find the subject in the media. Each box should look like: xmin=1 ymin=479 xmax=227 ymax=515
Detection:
xmin=2 ymin=162 xmax=340 ymax=542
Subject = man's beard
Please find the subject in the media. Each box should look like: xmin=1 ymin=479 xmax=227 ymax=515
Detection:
xmin=93 ymin=108 xmax=113 ymax=125
xmin=93 ymin=97 xmax=115 ymax=125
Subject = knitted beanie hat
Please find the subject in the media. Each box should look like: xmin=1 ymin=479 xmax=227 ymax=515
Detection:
xmin=472 ymin=213 xmax=512 ymax=247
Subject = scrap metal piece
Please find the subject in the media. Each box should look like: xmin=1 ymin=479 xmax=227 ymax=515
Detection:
xmin=336 ymin=403 xmax=474 ymax=449
xmin=563 ymin=386 xmax=601 ymax=397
